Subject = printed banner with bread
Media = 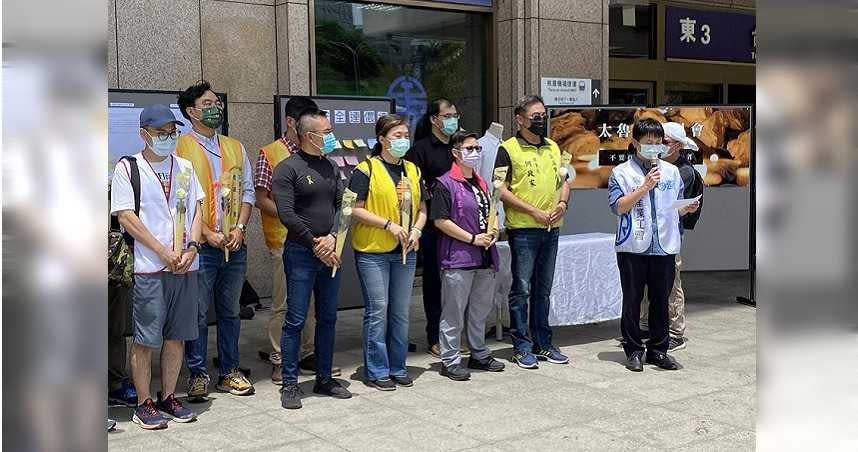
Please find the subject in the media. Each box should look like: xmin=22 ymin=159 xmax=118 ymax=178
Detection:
xmin=547 ymin=106 xmax=752 ymax=189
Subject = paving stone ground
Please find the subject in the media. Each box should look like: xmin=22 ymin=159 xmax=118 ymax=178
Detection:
xmin=109 ymin=271 xmax=755 ymax=451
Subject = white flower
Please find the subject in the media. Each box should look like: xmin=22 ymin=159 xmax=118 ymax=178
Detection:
xmin=176 ymin=188 xmax=188 ymax=199
xmin=342 ymin=207 xmax=353 ymax=217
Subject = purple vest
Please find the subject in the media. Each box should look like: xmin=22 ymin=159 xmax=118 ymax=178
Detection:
xmin=436 ymin=170 xmax=500 ymax=272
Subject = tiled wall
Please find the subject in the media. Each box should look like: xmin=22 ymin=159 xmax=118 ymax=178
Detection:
xmin=109 ymin=0 xmax=313 ymax=297
xmin=494 ymin=0 xmax=610 ymax=138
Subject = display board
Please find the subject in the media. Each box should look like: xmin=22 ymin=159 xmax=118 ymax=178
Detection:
xmin=108 ymin=89 xmax=228 ymax=180
xmin=547 ymin=106 xmax=752 ymax=190
xmin=273 ymin=95 xmax=395 ymax=309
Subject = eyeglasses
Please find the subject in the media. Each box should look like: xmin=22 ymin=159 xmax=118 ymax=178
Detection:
xmin=152 ymin=130 xmax=179 ymax=141
xmin=459 ymin=145 xmax=482 ymax=152
xmin=437 ymin=113 xmax=461 ymax=120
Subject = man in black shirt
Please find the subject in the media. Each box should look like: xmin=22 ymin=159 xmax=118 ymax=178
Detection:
xmin=405 ymin=98 xmax=459 ymax=357
xmin=271 ymin=109 xmax=351 ymax=409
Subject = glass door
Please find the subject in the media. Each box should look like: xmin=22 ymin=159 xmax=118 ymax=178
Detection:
xmin=609 ymin=80 xmax=654 ymax=105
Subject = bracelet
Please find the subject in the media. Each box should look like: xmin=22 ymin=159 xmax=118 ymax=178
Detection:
xmin=558 ymin=199 xmax=568 ymax=207
xmin=412 ymin=226 xmax=422 ymax=234
xmin=384 ymin=220 xmax=391 ymax=230
xmin=469 ymin=233 xmax=476 ymax=245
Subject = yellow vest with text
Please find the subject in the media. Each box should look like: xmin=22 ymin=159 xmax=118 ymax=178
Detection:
xmin=351 ymin=157 xmax=422 ymax=253
xmin=502 ymin=136 xmax=564 ymax=229
xmin=259 ymin=139 xmax=292 ymax=249
xmin=176 ymin=134 xmax=244 ymax=228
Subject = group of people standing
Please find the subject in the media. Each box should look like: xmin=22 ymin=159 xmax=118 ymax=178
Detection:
xmin=109 ymin=80 xmax=699 ymax=430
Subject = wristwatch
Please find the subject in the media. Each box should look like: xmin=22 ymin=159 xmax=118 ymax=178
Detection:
xmin=187 ymin=241 xmax=201 ymax=252
xmin=236 ymin=223 xmax=247 ymax=233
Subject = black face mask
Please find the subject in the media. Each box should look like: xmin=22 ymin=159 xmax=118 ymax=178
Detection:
xmin=527 ymin=117 xmax=547 ymax=137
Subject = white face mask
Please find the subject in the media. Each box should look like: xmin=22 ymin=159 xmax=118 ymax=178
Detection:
xmin=639 ymin=144 xmax=667 ymax=160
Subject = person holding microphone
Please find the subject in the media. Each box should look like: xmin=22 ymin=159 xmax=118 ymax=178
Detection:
xmin=608 ymin=118 xmax=699 ymax=372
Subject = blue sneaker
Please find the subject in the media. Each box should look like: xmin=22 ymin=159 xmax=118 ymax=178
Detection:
xmin=156 ymin=392 xmax=197 ymax=423
xmin=132 ymin=398 xmax=168 ymax=430
xmin=512 ymin=351 xmax=539 ymax=369
xmin=108 ymin=378 xmax=138 ymax=407
xmin=534 ymin=346 xmax=569 ymax=364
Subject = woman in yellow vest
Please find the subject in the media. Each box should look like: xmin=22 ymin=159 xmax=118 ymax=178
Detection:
xmin=349 ymin=114 xmax=428 ymax=391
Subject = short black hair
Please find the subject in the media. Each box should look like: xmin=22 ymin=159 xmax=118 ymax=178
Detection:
xmin=296 ymin=108 xmax=328 ymax=139
xmin=514 ymin=95 xmax=545 ymax=117
xmin=178 ymin=80 xmax=214 ymax=121
xmin=450 ymin=130 xmax=478 ymax=149
xmin=632 ymin=118 xmax=665 ymax=142
xmin=285 ymin=96 xmax=318 ymax=122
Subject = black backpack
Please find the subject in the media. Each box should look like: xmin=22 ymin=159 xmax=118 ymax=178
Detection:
xmin=681 ymin=168 xmax=704 ymax=230
xmin=108 ymin=156 xmax=141 ymax=287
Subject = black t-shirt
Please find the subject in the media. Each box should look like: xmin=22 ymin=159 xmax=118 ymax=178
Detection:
xmin=347 ymin=156 xmax=428 ymax=254
xmin=404 ymin=134 xmax=454 ymax=195
xmin=272 ymin=150 xmax=343 ymax=250
xmin=430 ymin=176 xmax=492 ymax=269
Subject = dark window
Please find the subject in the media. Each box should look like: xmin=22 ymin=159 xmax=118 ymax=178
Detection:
xmin=665 ymin=82 xmax=723 ymax=105
xmin=609 ymin=4 xmax=655 ymax=59
xmin=314 ymin=0 xmax=489 ymax=133
xmin=728 ymin=84 xmax=755 ymax=104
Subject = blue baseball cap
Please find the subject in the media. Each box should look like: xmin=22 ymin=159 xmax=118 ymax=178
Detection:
xmin=139 ymin=104 xmax=185 ymax=128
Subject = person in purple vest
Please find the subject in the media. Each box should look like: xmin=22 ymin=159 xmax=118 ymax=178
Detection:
xmin=431 ymin=131 xmax=505 ymax=381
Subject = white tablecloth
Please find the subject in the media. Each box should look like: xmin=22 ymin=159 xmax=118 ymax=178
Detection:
xmin=494 ymin=232 xmax=622 ymax=326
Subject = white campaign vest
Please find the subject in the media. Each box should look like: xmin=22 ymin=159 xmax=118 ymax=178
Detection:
xmin=612 ymin=159 xmax=682 ymax=255
xmin=124 ymin=153 xmax=201 ymax=273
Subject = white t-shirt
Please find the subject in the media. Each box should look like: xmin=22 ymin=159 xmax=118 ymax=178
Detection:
xmin=110 ymin=152 xmax=205 ymax=273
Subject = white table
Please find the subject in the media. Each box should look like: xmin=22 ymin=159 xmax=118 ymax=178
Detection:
xmin=493 ymin=232 xmax=622 ymax=337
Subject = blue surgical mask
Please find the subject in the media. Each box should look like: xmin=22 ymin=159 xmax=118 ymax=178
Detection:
xmin=441 ymin=117 xmax=459 ymax=136
xmin=389 ymin=138 xmax=410 ymax=158
xmin=144 ymin=130 xmax=177 ymax=157
xmin=640 ymin=144 xmax=666 ymax=160
xmin=311 ymin=132 xmax=337 ymax=154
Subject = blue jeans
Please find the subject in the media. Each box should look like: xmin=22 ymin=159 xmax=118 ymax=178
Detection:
xmin=280 ymin=241 xmax=341 ymax=385
xmin=355 ymin=251 xmax=416 ymax=381
xmin=507 ymin=228 xmax=559 ymax=354
xmin=185 ymin=244 xmax=246 ymax=377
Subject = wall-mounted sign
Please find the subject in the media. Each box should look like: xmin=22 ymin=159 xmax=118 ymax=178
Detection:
xmin=665 ymin=6 xmax=756 ymax=64
xmin=540 ymin=77 xmax=602 ymax=106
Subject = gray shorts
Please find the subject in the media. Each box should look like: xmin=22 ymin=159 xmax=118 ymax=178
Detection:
xmin=132 ymin=271 xmax=199 ymax=348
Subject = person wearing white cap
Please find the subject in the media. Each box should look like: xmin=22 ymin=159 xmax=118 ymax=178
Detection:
xmin=640 ymin=122 xmax=705 ymax=352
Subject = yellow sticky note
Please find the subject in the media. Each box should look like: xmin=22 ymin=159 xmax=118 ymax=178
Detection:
xmin=343 ymin=140 xmax=355 ymax=149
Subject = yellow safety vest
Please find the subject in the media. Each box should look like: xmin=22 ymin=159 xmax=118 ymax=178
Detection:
xmin=176 ymin=133 xmax=244 ymax=228
xmin=502 ymin=136 xmax=564 ymax=229
xmin=259 ymin=139 xmax=292 ymax=249
xmin=351 ymin=157 xmax=422 ymax=253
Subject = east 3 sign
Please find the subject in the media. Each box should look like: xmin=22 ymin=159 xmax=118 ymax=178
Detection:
xmin=665 ymin=6 xmax=756 ymax=64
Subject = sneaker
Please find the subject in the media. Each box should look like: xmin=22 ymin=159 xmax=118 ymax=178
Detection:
xmin=391 ymin=375 xmax=413 ymax=387
xmin=467 ymin=356 xmax=505 ymax=372
xmin=627 ymin=351 xmax=644 ymax=372
xmin=186 ymin=374 xmax=210 ymax=403
xmin=108 ymin=378 xmax=138 ymax=406
xmin=131 ymin=399 xmax=168 ymax=430
xmin=107 ymin=418 xmax=116 ymax=432
xmin=511 ymin=352 xmax=539 ymax=369
xmin=269 ymin=351 xmax=282 ymax=366
xmin=280 ymin=383 xmax=303 ymax=409
xmin=271 ymin=364 xmax=283 ymax=384
xmin=645 ymin=351 xmax=679 ymax=370
xmin=668 ymin=337 xmax=687 ymax=352
xmin=156 ymin=392 xmax=197 ymax=423
xmin=428 ymin=343 xmax=441 ymax=358
xmin=534 ymin=346 xmax=569 ymax=364
xmin=299 ymin=355 xmax=342 ymax=377
xmin=313 ymin=377 xmax=352 ymax=399
xmin=440 ymin=364 xmax=471 ymax=381
xmin=370 ymin=378 xmax=397 ymax=391
xmin=217 ymin=369 xmax=255 ymax=396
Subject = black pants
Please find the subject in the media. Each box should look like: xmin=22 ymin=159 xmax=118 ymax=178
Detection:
xmin=419 ymin=223 xmax=443 ymax=346
xmin=108 ymin=283 xmax=129 ymax=390
xmin=617 ymin=253 xmax=676 ymax=357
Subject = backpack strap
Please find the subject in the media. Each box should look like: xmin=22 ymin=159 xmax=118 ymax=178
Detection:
xmin=118 ymin=156 xmax=141 ymax=246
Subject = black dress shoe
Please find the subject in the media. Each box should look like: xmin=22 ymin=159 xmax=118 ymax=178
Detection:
xmin=645 ymin=352 xmax=679 ymax=370
xmin=626 ymin=351 xmax=643 ymax=372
